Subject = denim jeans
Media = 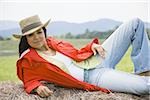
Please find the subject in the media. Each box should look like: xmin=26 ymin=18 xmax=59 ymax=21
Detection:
xmin=85 ymin=18 xmax=150 ymax=95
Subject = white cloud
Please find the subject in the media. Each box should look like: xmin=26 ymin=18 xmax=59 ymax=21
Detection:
xmin=0 ymin=0 xmax=149 ymax=23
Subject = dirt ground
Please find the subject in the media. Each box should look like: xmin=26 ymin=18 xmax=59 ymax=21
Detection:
xmin=0 ymin=81 xmax=149 ymax=100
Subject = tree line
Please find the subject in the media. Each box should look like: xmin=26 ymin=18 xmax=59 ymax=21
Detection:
xmin=58 ymin=28 xmax=150 ymax=40
xmin=59 ymin=28 xmax=116 ymax=39
xmin=0 ymin=28 xmax=150 ymax=40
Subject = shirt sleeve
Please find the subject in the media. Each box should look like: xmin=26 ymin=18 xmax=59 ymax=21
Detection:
xmin=47 ymin=37 xmax=100 ymax=62
xmin=17 ymin=58 xmax=43 ymax=94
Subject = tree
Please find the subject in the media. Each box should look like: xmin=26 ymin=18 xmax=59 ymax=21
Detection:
xmin=65 ymin=32 xmax=74 ymax=38
xmin=0 ymin=36 xmax=4 ymax=40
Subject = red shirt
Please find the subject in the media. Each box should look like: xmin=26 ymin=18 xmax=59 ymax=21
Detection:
xmin=16 ymin=37 xmax=109 ymax=94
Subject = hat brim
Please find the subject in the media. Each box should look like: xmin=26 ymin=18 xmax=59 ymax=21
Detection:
xmin=13 ymin=19 xmax=50 ymax=39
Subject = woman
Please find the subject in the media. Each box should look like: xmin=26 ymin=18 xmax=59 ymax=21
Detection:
xmin=13 ymin=15 xmax=150 ymax=97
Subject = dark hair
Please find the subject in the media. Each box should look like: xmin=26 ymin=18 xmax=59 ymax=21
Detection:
xmin=19 ymin=27 xmax=47 ymax=57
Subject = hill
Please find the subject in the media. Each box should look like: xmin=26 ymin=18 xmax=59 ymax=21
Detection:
xmin=0 ymin=18 xmax=149 ymax=38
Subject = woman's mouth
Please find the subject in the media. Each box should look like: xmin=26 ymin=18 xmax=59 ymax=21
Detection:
xmin=33 ymin=40 xmax=41 ymax=44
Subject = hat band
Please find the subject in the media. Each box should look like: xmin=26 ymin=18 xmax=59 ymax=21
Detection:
xmin=22 ymin=22 xmax=42 ymax=33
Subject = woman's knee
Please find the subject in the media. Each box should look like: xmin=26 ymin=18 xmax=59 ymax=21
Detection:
xmin=130 ymin=17 xmax=143 ymax=24
xmin=130 ymin=18 xmax=144 ymax=29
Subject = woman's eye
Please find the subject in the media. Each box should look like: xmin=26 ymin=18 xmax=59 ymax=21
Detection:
xmin=37 ymin=32 xmax=42 ymax=34
xmin=27 ymin=33 xmax=33 ymax=37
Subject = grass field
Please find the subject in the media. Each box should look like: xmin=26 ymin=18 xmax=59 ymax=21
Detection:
xmin=0 ymin=55 xmax=19 ymax=81
xmin=0 ymin=39 xmax=134 ymax=81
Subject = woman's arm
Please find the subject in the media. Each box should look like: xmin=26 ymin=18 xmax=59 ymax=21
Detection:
xmin=34 ymin=85 xmax=53 ymax=97
xmin=91 ymin=43 xmax=106 ymax=58
xmin=47 ymin=37 xmax=100 ymax=61
xmin=17 ymin=58 xmax=42 ymax=94
xmin=17 ymin=58 xmax=53 ymax=97
xmin=22 ymin=68 xmax=43 ymax=93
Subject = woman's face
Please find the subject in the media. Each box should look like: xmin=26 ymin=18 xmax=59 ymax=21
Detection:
xmin=26 ymin=28 xmax=46 ymax=50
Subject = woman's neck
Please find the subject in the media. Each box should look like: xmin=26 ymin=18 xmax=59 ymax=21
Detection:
xmin=36 ymin=46 xmax=56 ymax=56
xmin=36 ymin=45 xmax=55 ymax=53
xmin=36 ymin=45 xmax=47 ymax=51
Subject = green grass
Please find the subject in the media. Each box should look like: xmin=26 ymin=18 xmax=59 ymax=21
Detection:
xmin=0 ymin=40 xmax=18 ymax=50
xmin=0 ymin=39 xmax=134 ymax=81
xmin=0 ymin=55 xmax=19 ymax=81
xmin=116 ymin=47 xmax=134 ymax=73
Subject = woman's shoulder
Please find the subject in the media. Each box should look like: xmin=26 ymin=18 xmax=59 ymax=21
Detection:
xmin=19 ymin=49 xmax=30 ymax=59
xmin=19 ymin=48 xmax=36 ymax=59
xmin=46 ymin=36 xmax=60 ymax=43
xmin=46 ymin=37 xmax=63 ymax=48
xmin=19 ymin=48 xmax=43 ymax=62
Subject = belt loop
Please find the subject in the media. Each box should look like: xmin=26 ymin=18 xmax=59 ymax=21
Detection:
xmin=84 ymin=69 xmax=89 ymax=83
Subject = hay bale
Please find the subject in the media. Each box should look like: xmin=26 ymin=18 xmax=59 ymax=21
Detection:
xmin=0 ymin=81 xmax=149 ymax=100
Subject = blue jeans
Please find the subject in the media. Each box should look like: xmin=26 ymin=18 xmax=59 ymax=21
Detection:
xmin=85 ymin=18 xmax=150 ymax=95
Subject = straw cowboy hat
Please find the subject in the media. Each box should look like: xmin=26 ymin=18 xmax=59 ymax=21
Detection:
xmin=13 ymin=15 xmax=50 ymax=38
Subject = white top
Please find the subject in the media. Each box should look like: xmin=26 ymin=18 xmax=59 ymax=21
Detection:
xmin=37 ymin=50 xmax=84 ymax=81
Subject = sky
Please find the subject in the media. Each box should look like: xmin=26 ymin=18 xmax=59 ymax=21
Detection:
xmin=0 ymin=0 xmax=149 ymax=23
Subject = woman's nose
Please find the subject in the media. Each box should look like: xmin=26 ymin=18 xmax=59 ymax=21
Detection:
xmin=33 ymin=33 xmax=39 ymax=39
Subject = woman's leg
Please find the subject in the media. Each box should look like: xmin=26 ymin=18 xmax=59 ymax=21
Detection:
xmin=87 ymin=18 xmax=150 ymax=95
xmin=88 ymin=67 xmax=149 ymax=95
xmin=100 ymin=18 xmax=150 ymax=74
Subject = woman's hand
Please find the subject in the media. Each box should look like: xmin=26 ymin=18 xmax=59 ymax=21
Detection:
xmin=35 ymin=85 xmax=53 ymax=98
xmin=91 ymin=43 xmax=106 ymax=59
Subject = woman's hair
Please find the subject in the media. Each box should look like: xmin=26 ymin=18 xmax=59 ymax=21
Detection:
xmin=19 ymin=27 xmax=47 ymax=57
